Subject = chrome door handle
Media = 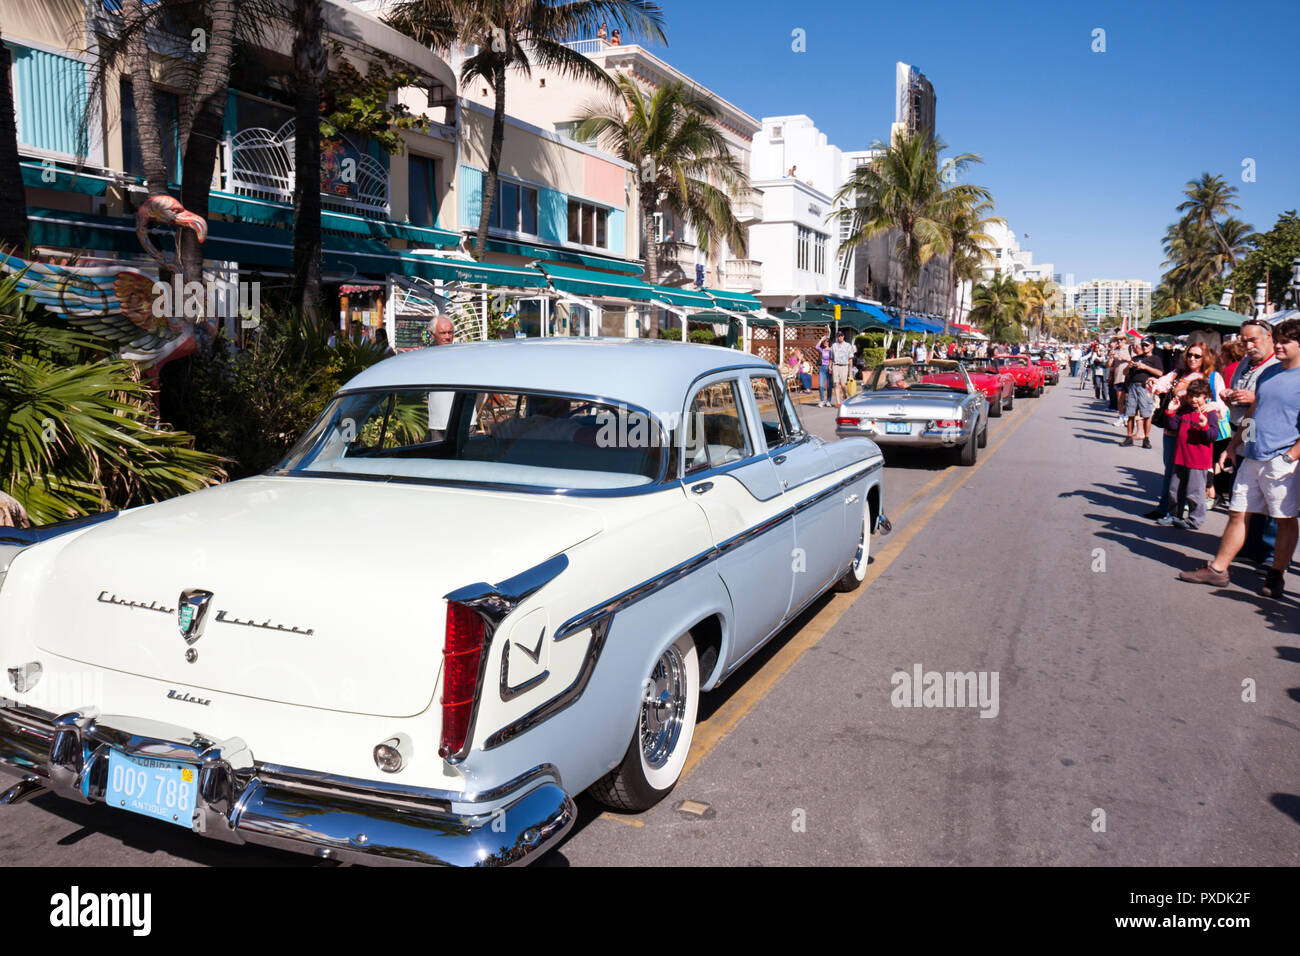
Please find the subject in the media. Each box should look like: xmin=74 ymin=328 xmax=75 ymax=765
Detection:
xmin=772 ymin=455 xmax=787 ymax=465
xmin=691 ymin=482 xmax=714 ymax=495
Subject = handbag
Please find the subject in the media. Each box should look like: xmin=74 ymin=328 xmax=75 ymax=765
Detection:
xmin=1151 ymin=388 xmax=1173 ymax=430
xmin=1209 ymin=372 xmax=1232 ymax=441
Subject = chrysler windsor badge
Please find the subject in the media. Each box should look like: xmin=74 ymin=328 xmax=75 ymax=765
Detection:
xmin=177 ymin=589 xmax=214 ymax=646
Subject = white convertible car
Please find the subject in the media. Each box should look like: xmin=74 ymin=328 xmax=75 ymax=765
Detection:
xmin=0 ymin=339 xmax=887 ymax=865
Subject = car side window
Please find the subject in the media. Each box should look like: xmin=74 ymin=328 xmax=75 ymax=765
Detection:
xmin=749 ymin=375 xmax=798 ymax=451
xmin=684 ymin=380 xmax=754 ymax=475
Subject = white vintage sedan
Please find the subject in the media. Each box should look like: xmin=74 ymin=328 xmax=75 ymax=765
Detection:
xmin=0 ymin=339 xmax=886 ymax=865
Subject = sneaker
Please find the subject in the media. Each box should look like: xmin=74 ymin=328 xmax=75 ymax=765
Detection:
xmin=1183 ymin=521 xmax=1200 ymax=530
xmin=1120 ymin=437 xmax=1134 ymax=447
xmin=1178 ymin=563 xmax=1230 ymax=587
xmin=1143 ymin=509 xmax=1166 ymax=519
xmin=1172 ymin=517 xmax=1188 ymax=528
xmin=1142 ymin=438 xmax=1152 ymax=449
xmin=1114 ymin=417 xmax=1125 ymax=428
xmin=1262 ymin=569 xmax=1285 ymax=599
xmin=1156 ymin=515 xmax=1175 ymax=526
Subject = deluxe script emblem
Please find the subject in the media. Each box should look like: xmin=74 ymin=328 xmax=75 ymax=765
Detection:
xmin=177 ymin=589 xmax=214 ymax=646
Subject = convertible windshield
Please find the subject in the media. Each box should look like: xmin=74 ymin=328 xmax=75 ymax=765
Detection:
xmin=275 ymin=389 xmax=666 ymax=490
xmin=864 ymin=363 xmax=970 ymax=393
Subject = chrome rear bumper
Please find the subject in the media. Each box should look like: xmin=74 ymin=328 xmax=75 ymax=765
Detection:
xmin=0 ymin=703 xmax=574 ymax=866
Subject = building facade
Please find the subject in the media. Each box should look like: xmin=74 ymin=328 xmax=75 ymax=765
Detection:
xmin=1073 ymin=279 xmax=1152 ymax=321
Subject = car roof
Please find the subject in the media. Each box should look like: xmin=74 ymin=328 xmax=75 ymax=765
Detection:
xmin=340 ymin=338 xmax=770 ymax=413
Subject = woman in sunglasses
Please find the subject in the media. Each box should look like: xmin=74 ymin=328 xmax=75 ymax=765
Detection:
xmin=1146 ymin=343 xmax=1221 ymax=521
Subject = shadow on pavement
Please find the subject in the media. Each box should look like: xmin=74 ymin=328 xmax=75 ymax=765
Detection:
xmin=1269 ymin=794 xmax=1300 ymax=828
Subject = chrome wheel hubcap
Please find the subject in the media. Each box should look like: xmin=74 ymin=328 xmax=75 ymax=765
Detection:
xmin=853 ymin=518 xmax=867 ymax=573
xmin=640 ymin=646 xmax=686 ymax=769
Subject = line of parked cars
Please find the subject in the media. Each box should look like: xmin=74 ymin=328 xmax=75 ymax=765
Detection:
xmin=834 ymin=348 xmax=1062 ymax=465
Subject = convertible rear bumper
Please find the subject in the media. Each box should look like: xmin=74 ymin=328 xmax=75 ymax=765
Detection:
xmin=0 ymin=702 xmax=574 ymax=866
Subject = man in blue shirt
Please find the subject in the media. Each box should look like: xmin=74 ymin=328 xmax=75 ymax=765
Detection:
xmin=1179 ymin=318 xmax=1300 ymax=599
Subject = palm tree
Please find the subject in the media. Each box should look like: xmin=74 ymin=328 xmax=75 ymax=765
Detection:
xmin=834 ymin=132 xmax=982 ymax=331
xmin=385 ymin=0 xmax=666 ymax=260
xmin=943 ymin=193 xmax=1002 ymax=329
xmin=0 ymin=271 xmax=225 ymax=523
xmin=574 ymin=74 xmax=749 ymax=291
xmin=968 ymin=274 xmax=1024 ymax=342
xmin=1017 ymin=276 xmax=1058 ymax=339
xmin=0 ymin=29 xmax=29 ymax=247
xmin=121 ymin=0 xmax=170 ymax=201
xmin=290 ymin=0 xmax=326 ymax=323
xmin=1177 ymin=173 xmax=1241 ymax=269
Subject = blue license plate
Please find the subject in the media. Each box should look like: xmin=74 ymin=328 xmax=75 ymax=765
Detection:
xmin=105 ymin=749 xmax=198 ymax=828
xmin=885 ymin=422 xmax=912 ymax=434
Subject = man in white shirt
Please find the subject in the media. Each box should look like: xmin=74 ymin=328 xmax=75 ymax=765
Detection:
xmin=830 ymin=331 xmax=855 ymax=405
xmin=1069 ymin=345 xmax=1082 ymax=377
xmin=426 ymin=316 xmax=457 ymax=435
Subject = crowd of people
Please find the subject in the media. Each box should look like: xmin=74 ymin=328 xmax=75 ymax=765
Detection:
xmin=1076 ymin=317 xmax=1300 ymax=601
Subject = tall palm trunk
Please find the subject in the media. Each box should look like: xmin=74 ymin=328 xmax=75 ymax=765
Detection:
xmin=642 ymin=196 xmax=659 ymax=338
xmin=290 ymin=0 xmax=325 ymax=323
xmin=0 ymin=33 xmax=29 ymax=247
xmin=475 ymin=61 xmax=507 ymax=261
xmin=178 ymin=0 xmax=239 ymax=288
xmin=122 ymin=0 xmax=169 ymax=199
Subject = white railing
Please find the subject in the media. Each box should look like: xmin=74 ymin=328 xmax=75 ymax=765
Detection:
xmin=223 ymin=120 xmax=390 ymax=218
xmin=733 ymin=191 xmax=762 ymax=223
xmin=562 ymin=38 xmax=613 ymax=55
xmin=722 ymin=258 xmax=761 ymax=292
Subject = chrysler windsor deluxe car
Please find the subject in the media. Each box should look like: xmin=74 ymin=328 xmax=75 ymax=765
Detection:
xmin=0 ymin=340 xmax=887 ymax=866
xmin=834 ymin=359 xmax=988 ymax=465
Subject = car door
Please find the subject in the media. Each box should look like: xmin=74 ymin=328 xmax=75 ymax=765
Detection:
xmin=682 ymin=376 xmax=795 ymax=666
xmin=746 ymin=372 xmax=846 ymax=606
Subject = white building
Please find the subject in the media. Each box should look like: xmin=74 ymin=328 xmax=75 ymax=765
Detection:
xmin=1074 ymin=279 xmax=1152 ymax=321
xmin=748 ymin=115 xmax=858 ymax=309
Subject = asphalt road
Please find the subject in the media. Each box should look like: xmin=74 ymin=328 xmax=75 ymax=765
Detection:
xmin=3 ymin=374 xmax=1296 ymax=866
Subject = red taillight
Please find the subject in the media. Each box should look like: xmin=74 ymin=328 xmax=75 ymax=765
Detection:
xmin=439 ymin=601 xmax=485 ymax=759
xmin=934 ymin=419 xmax=962 ymax=428
xmin=836 ymin=417 xmax=861 ymax=427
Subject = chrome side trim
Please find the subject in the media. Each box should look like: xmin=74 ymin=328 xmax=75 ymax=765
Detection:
xmin=255 ymin=761 xmax=564 ymax=810
xmin=442 ymin=554 xmax=569 ymax=763
xmin=482 ymin=462 xmax=879 ymax=751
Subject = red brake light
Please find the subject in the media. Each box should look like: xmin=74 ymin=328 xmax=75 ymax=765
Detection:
xmin=439 ymin=601 xmax=485 ymax=759
xmin=934 ymin=419 xmax=962 ymax=428
xmin=836 ymin=417 xmax=861 ymax=427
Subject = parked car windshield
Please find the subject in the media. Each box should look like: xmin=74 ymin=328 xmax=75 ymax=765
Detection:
xmin=863 ymin=363 xmax=970 ymax=393
xmin=275 ymin=388 xmax=666 ymax=490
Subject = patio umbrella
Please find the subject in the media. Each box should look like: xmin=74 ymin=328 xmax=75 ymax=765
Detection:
xmin=1144 ymin=304 xmax=1250 ymax=335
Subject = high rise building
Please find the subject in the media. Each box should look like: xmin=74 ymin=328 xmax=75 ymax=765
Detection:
xmin=890 ymin=62 xmax=936 ymax=145
xmin=1073 ymin=280 xmax=1152 ymax=322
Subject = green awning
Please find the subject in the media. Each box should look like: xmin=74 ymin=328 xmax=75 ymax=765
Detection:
xmin=21 ymin=162 xmax=110 ymax=195
xmin=208 ymin=191 xmax=294 ymax=226
xmin=386 ymin=221 xmax=461 ymax=246
xmin=1145 ymin=305 xmax=1250 ymax=334
xmin=27 ymin=207 xmax=398 ymax=275
xmin=650 ymin=285 xmax=715 ymax=309
xmin=705 ymin=288 xmax=762 ymax=311
xmin=536 ymin=262 xmax=657 ymax=300
xmin=399 ymin=253 xmax=550 ymax=289
xmin=485 ymin=238 xmax=643 ymax=275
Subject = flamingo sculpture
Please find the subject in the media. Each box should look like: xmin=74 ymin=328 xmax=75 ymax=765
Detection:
xmin=0 ymin=195 xmax=211 ymax=367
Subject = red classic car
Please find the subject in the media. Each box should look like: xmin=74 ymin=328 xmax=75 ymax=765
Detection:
xmin=1030 ymin=351 xmax=1060 ymax=386
xmin=963 ymin=361 xmax=1015 ymax=416
xmin=990 ymin=356 xmax=1045 ymax=397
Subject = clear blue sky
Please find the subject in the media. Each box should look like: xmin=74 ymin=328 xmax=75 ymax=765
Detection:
xmin=640 ymin=0 xmax=1299 ymax=287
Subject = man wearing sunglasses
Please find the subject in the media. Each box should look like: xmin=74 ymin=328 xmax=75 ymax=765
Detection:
xmin=1179 ymin=318 xmax=1300 ymax=599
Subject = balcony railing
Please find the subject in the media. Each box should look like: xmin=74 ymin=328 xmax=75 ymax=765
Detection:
xmin=562 ymin=38 xmax=614 ymax=55
xmin=222 ymin=120 xmax=390 ymax=218
xmin=733 ymin=191 xmax=762 ymax=224
xmin=722 ymin=258 xmax=761 ymax=292
xmin=654 ymin=239 xmax=697 ymax=281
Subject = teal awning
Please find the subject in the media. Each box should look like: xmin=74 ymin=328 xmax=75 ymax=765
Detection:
xmin=705 ymin=289 xmax=762 ymax=311
xmin=399 ymin=253 xmax=550 ymax=289
xmin=27 ymin=207 xmax=398 ymax=275
xmin=20 ymin=161 xmax=111 ymax=195
xmin=207 ymin=192 xmax=460 ymax=247
xmin=386 ymin=221 xmax=461 ymax=246
xmin=536 ymin=262 xmax=657 ymax=300
xmin=485 ymin=238 xmax=643 ymax=275
xmin=650 ymin=285 xmax=715 ymax=309
xmin=1146 ymin=305 xmax=1250 ymax=333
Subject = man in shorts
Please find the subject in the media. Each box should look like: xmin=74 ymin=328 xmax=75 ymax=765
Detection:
xmin=1179 ymin=318 xmax=1300 ymax=599
xmin=1120 ymin=337 xmax=1162 ymax=448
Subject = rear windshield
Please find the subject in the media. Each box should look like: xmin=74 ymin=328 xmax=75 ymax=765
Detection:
xmin=275 ymin=389 xmax=666 ymax=490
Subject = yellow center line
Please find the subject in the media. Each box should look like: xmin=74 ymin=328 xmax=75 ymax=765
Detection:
xmin=680 ymin=396 xmax=1047 ymax=780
